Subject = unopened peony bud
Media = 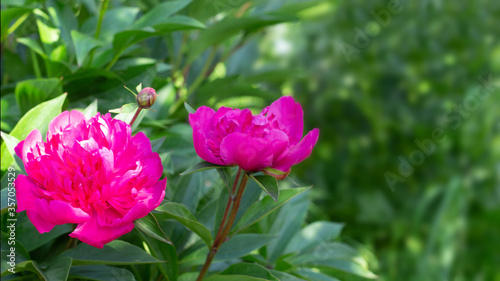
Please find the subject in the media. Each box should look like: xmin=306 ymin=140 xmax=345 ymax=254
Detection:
xmin=136 ymin=87 xmax=157 ymax=109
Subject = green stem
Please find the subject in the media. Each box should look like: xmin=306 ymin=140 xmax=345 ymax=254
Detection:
xmin=196 ymin=171 xmax=249 ymax=281
xmin=87 ymin=0 xmax=110 ymax=67
xmin=30 ymin=49 xmax=42 ymax=78
xmin=129 ymin=107 xmax=142 ymax=127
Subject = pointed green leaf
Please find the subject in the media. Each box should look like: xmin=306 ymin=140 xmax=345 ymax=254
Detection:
xmin=44 ymin=257 xmax=72 ymax=281
xmin=295 ymin=268 xmax=340 ymax=281
xmin=220 ymin=263 xmax=279 ymax=281
xmin=71 ymin=30 xmax=103 ymax=67
xmin=250 ymin=175 xmax=279 ymax=202
xmin=134 ymin=213 xmax=172 ymax=245
xmin=82 ymin=99 xmax=98 ymax=119
xmin=17 ymin=37 xmax=47 ymax=58
xmin=205 ymin=276 xmax=268 ymax=281
xmin=1 ymin=8 xmax=32 ymax=42
xmin=234 ymin=187 xmax=311 ymax=233
xmin=132 ymin=0 xmax=193 ymax=29
xmin=0 ymin=132 xmax=24 ymax=173
xmin=216 ymin=234 xmax=277 ymax=261
xmin=69 ymin=265 xmax=135 ymax=281
xmin=285 ymin=221 xmax=344 ymax=254
xmin=61 ymin=240 xmax=163 ymax=265
xmin=156 ymin=202 xmax=213 ymax=247
xmin=150 ymin=136 xmax=166 ymax=152
xmin=184 ymin=102 xmax=196 ymax=114
xmin=15 ymin=78 xmax=63 ymax=115
xmin=153 ymin=15 xmax=205 ymax=32
xmin=180 ymin=161 xmax=225 ymax=176
xmin=109 ymin=103 xmax=138 ymax=114
xmin=1 ymin=94 xmax=66 ymax=174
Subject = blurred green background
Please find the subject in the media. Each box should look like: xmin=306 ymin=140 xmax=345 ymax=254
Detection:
xmin=1 ymin=0 xmax=499 ymax=280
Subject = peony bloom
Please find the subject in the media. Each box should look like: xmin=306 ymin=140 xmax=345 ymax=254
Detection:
xmin=14 ymin=110 xmax=166 ymax=248
xmin=189 ymin=96 xmax=319 ymax=178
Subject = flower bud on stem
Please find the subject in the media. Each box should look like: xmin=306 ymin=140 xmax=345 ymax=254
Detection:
xmin=196 ymin=168 xmax=249 ymax=281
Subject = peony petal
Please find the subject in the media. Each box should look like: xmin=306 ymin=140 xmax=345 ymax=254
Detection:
xmin=15 ymin=175 xmax=41 ymax=212
xmin=266 ymin=129 xmax=290 ymax=163
xmin=192 ymin=130 xmax=225 ymax=165
xmin=271 ymin=128 xmax=319 ymax=172
xmin=70 ymin=215 xmax=135 ymax=248
xmin=220 ymin=133 xmax=273 ymax=171
xmin=15 ymin=129 xmax=42 ymax=164
xmin=266 ymin=96 xmax=304 ymax=145
xmin=33 ymin=199 xmax=90 ymax=225
xmin=27 ymin=209 xmax=56 ymax=233
xmin=47 ymin=110 xmax=86 ymax=139
xmin=108 ymin=178 xmax=166 ymax=226
xmin=189 ymin=106 xmax=215 ymax=131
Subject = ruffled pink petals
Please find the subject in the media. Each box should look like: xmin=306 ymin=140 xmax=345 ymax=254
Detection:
xmin=267 ymin=96 xmax=304 ymax=145
xmin=220 ymin=133 xmax=273 ymax=172
xmin=33 ymin=199 xmax=91 ymax=225
xmin=15 ymin=129 xmax=42 ymax=164
xmin=192 ymin=130 xmax=226 ymax=165
xmin=47 ymin=110 xmax=86 ymax=139
xmin=70 ymin=215 xmax=135 ymax=249
xmin=14 ymin=111 xmax=166 ymax=248
xmin=272 ymin=128 xmax=319 ymax=172
xmin=189 ymin=106 xmax=216 ymax=132
xmin=14 ymin=175 xmax=40 ymax=212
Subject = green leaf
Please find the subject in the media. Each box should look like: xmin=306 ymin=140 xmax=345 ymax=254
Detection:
xmin=61 ymin=240 xmax=163 ymax=265
xmin=234 ymin=187 xmax=311 ymax=233
xmin=270 ymin=270 xmax=306 ymax=281
xmin=217 ymin=166 xmax=233 ymax=195
xmin=187 ymin=16 xmax=293 ymax=63
xmin=0 ymin=132 xmax=24 ymax=173
xmin=0 ymin=94 xmax=66 ymax=174
xmin=204 ymin=276 xmax=269 ymax=281
xmin=69 ymin=265 xmax=135 ymax=281
xmin=18 ymin=221 xmax=72 ymax=252
xmin=71 ymin=30 xmax=103 ymax=67
xmin=15 ymin=78 xmax=63 ymax=115
xmin=1 ymin=260 xmax=47 ymax=279
xmin=184 ymin=102 xmax=196 ymax=114
xmin=1 ymin=8 xmax=32 ymax=42
xmin=138 ymin=231 xmax=178 ymax=281
xmin=216 ymin=234 xmax=277 ymax=261
xmin=134 ymin=213 xmax=172 ymax=245
xmin=250 ymin=175 xmax=279 ymax=202
xmin=132 ymin=0 xmax=193 ymax=29
xmin=153 ymin=15 xmax=205 ymax=32
xmin=156 ymin=202 xmax=213 ymax=247
xmin=82 ymin=99 xmax=98 ymax=119
xmin=285 ymin=221 xmax=344 ymax=254
xmin=109 ymin=103 xmax=138 ymax=114
xmin=290 ymin=242 xmax=377 ymax=279
xmin=112 ymin=29 xmax=157 ymax=56
xmin=220 ymin=263 xmax=279 ymax=281
xmin=150 ymin=136 xmax=166 ymax=152
xmin=295 ymin=268 xmax=340 ymax=281
xmin=180 ymin=161 xmax=225 ymax=176
xmin=17 ymin=37 xmax=47 ymax=58
xmin=44 ymin=257 xmax=72 ymax=281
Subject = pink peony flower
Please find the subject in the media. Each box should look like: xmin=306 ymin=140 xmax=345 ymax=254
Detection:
xmin=189 ymin=96 xmax=319 ymax=178
xmin=14 ymin=110 xmax=166 ymax=248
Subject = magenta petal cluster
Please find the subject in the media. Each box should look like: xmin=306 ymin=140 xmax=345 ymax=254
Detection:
xmin=14 ymin=111 xmax=166 ymax=248
xmin=189 ymin=96 xmax=319 ymax=178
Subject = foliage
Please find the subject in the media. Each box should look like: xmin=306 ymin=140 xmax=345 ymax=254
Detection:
xmin=1 ymin=0 xmax=377 ymax=280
